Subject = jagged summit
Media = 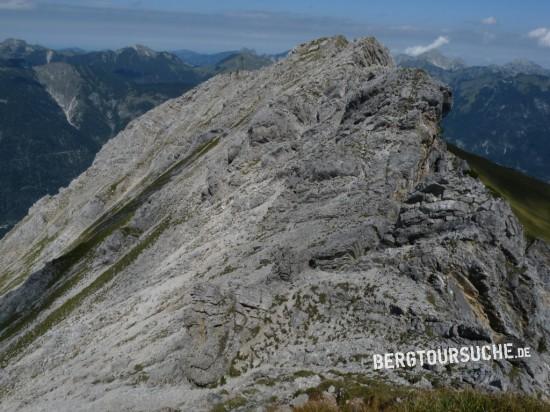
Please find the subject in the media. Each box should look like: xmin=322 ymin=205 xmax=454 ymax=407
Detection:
xmin=0 ymin=36 xmax=548 ymax=411
xmin=289 ymin=36 xmax=394 ymax=67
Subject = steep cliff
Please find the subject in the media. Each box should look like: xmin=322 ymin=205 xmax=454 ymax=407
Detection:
xmin=0 ymin=36 xmax=548 ymax=411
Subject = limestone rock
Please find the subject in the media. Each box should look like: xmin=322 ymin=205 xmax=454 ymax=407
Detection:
xmin=0 ymin=36 xmax=548 ymax=411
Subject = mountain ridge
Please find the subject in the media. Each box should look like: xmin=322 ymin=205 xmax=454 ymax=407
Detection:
xmin=0 ymin=38 xmax=280 ymax=238
xmin=0 ymin=36 xmax=548 ymax=411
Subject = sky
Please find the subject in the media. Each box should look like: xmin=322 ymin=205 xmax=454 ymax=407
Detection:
xmin=1 ymin=0 xmax=550 ymax=66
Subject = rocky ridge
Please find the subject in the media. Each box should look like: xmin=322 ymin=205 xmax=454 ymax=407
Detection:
xmin=0 ymin=39 xmax=207 ymax=238
xmin=0 ymin=36 xmax=548 ymax=411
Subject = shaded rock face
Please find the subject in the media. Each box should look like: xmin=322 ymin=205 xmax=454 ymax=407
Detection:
xmin=0 ymin=36 xmax=548 ymax=411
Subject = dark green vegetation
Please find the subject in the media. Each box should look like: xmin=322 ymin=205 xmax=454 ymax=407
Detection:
xmin=0 ymin=60 xmax=96 ymax=237
xmin=0 ymin=39 xmax=275 ymax=238
xmin=397 ymin=52 xmax=550 ymax=184
xmin=444 ymin=72 xmax=550 ymax=183
xmin=449 ymin=144 xmax=550 ymax=243
xmin=290 ymin=374 xmax=550 ymax=412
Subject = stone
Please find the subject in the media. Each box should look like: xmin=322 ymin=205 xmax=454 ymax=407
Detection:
xmin=0 ymin=35 xmax=548 ymax=411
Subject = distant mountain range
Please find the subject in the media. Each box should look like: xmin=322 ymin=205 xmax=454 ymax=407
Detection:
xmin=395 ymin=50 xmax=550 ymax=78
xmin=172 ymin=48 xmax=287 ymax=68
xmin=0 ymin=39 xmax=280 ymax=238
xmin=173 ymin=49 xmax=239 ymax=66
xmin=396 ymin=50 xmax=550 ymax=183
xmin=395 ymin=50 xmax=467 ymax=71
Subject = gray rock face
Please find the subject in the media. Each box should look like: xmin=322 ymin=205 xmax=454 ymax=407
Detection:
xmin=0 ymin=36 xmax=548 ymax=411
xmin=181 ymin=283 xmax=240 ymax=386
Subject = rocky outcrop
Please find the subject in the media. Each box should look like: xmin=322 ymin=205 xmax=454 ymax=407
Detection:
xmin=0 ymin=36 xmax=548 ymax=411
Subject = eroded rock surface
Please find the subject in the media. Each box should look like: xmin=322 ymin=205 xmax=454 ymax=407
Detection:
xmin=0 ymin=36 xmax=548 ymax=411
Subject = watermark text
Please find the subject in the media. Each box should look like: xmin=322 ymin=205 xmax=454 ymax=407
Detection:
xmin=372 ymin=343 xmax=531 ymax=370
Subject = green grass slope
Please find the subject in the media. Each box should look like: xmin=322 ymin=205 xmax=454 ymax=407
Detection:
xmin=448 ymin=144 xmax=550 ymax=243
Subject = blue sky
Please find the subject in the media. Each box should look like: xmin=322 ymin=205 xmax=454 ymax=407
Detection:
xmin=1 ymin=0 xmax=550 ymax=66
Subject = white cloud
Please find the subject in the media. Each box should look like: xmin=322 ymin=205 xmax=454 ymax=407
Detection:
xmin=528 ymin=27 xmax=550 ymax=47
xmin=405 ymin=36 xmax=449 ymax=56
xmin=0 ymin=0 xmax=32 ymax=9
xmin=481 ymin=16 xmax=497 ymax=25
xmin=529 ymin=28 xmax=548 ymax=38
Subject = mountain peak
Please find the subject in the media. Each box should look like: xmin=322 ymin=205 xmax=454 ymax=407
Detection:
xmin=395 ymin=49 xmax=465 ymax=71
xmin=290 ymin=35 xmax=393 ymax=67
xmin=0 ymin=38 xmax=52 ymax=64
xmin=0 ymin=38 xmax=39 ymax=53
xmin=503 ymin=58 xmax=549 ymax=75
xmin=130 ymin=44 xmax=157 ymax=57
xmin=1 ymin=38 xmax=27 ymax=47
xmin=0 ymin=35 xmax=548 ymax=410
xmin=114 ymin=44 xmax=158 ymax=58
